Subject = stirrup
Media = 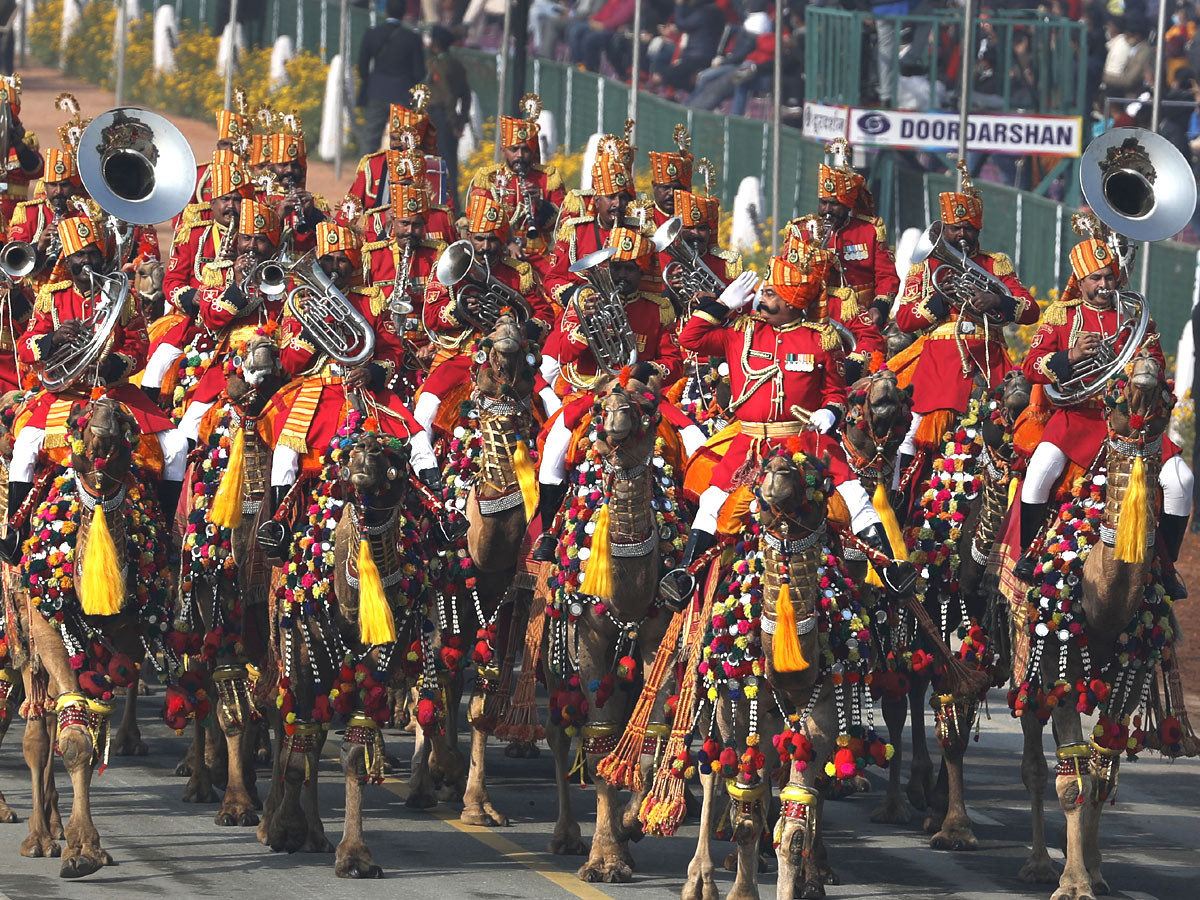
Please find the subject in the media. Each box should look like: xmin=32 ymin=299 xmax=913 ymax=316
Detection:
xmin=256 ymin=520 xmax=290 ymax=561
xmin=1013 ymin=552 xmax=1037 ymax=583
xmin=0 ymin=531 xmax=23 ymax=566
xmin=658 ymin=567 xmax=695 ymax=611
xmin=531 ymin=532 xmax=557 ymax=562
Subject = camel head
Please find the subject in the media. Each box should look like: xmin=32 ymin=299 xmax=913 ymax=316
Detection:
xmin=226 ymin=334 xmax=286 ymax=414
xmin=981 ymin=369 xmax=1031 ymax=448
xmin=755 ymin=447 xmax=830 ymax=537
xmin=343 ymin=430 xmax=410 ymax=510
xmin=844 ymin=368 xmax=912 ymax=463
xmin=884 ymin=321 xmax=916 ymax=359
xmin=134 ymin=259 xmax=165 ymax=317
xmin=1106 ymin=349 xmax=1172 ymax=438
xmin=475 ymin=314 xmax=537 ymax=402
xmin=69 ymin=397 xmax=138 ymax=494
xmin=591 ymin=366 xmax=661 ymax=462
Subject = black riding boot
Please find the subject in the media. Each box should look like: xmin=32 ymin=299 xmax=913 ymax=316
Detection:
xmin=0 ymin=480 xmax=33 ymax=565
xmin=1160 ymin=513 xmax=1190 ymax=599
xmin=142 ymin=384 xmax=161 ymax=407
xmin=658 ymin=528 xmax=716 ymax=610
xmin=856 ymin=522 xmax=917 ymax=595
xmin=531 ymin=481 xmax=569 ymax=562
xmin=256 ymin=485 xmax=293 ymax=561
xmin=158 ymin=480 xmax=183 ymax=521
xmin=1013 ymin=500 xmax=1049 ymax=582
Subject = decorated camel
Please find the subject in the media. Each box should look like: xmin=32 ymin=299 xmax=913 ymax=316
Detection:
xmin=434 ymin=315 xmax=542 ymax=825
xmin=11 ymin=398 xmax=175 ymax=877
xmin=1 ymin=389 xmax=27 ymax=825
xmin=172 ymin=334 xmax=286 ymax=825
xmin=1010 ymin=351 xmax=1196 ymax=900
xmin=262 ymin=418 xmax=454 ymax=877
xmin=541 ymin=369 xmax=688 ymax=883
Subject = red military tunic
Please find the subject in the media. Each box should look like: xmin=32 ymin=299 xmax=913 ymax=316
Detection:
xmin=1 ymin=144 xmax=44 ymax=222
xmin=824 ymin=214 xmax=899 ymax=314
xmin=363 ymin=236 xmax=445 ymax=353
xmin=360 ymin=205 xmax=455 ymax=245
xmin=467 ymin=162 xmax=566 ymax=214
xmin=420 ymin=254 xmax=553 ymax=402
xmin=0 ymin=283 xmax=34 ymax=393
xmin=270 ymin=285 xmax=421 ymax=469
xmin=679 ymin=297 xmax=851 ymax=487
xmin=344 ymin=150 xmax=456 ymax=218
xmin=15 ymin=279 xmax=174 ymax=435
xmin=1023 ymin=299 xmax=1170 ymax=467
xmin=894 ymin=251 xmax=1037 ymax=415
xmin=543 ymin=214 xmax=618 ymax=308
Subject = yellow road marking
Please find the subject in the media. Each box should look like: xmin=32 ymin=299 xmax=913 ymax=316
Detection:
xmin=321 ymin=741 xmax=616 ymax=900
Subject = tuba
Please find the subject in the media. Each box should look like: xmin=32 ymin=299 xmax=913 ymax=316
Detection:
xmin=651 ymin=216 xmax=726 ymax=305
xmin=284 ymin=253 xmax=376 ymax=368
xmin=567 ymin=246 xmax=638 ymax=375
xmin=435 ymin=240 xmax=531 ymax=332
xmin=1045 ymin=128 xmax=1196 ymax=405
xmin=38 ymin=266 xmax=131 ymax=392
xmin=908 ymin=220 xmax=1012 ymax=323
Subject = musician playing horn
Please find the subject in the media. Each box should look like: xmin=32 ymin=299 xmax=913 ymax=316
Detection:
xmin=647 ymin=130 xmax=693 ymax=226
xmin=661 ymin=245 xmax=892 ymax=601
xmin=8 ymin=145 xmax=86 ymax=291
xmin=0 ymin=215 xmax=188 ymax=563
xmin=893 ymin=166 xmax=1039 ymax=468
xmin=257 ymin=221 xmax=441 ymax=557
xmin=0 ymin=74 xmax=46 ymax=223
xmin=531 ymin=224 xmax=688 ymax=562
xmin=1014 ymin=229 xmax=1193 ymax=585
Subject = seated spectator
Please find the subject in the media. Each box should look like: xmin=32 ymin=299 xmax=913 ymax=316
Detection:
xmin=1101 ymin=18 xmax=1152 ymax=103
xmin=689 ymin=0 xmax=775 ymax=116
xmin=567 ymin=0 xmax=633 ymax=72
xmin=650 ymin=0 xmax=727 ymax=95
xmin=1160 ymin=67 xmax=1200 ymax=165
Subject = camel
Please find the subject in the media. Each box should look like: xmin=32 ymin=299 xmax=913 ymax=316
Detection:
xmin=435 ymin=315 xmax=541 ymax=826
xmin=1 ymin=391 xmax=26 ymax=825
xmin=174 ymin=335 xmax=286 ymax=825
xmin=133 ymin=259 xmax=166 ymax=321
xmin=544 ymin=371 xmax=682 ymax=884
xmin=1013 ymin=352 xmax=1183 ymax=900
xmin=12 ymin=398 xmax=175 ymax=877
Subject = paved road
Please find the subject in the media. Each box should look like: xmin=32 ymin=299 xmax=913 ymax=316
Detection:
xmin=0 ymin=696 xmax=1197 ymax=900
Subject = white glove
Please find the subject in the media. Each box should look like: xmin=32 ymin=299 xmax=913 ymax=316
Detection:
xmin=810 ymin=408 xmax=837 ymax=434
xmin=717 ymin=270 xmax=761 ymax=310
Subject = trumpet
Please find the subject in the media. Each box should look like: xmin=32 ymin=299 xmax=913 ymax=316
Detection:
xmin=651 ymin=216 xmax=726 ymax=305
xmin=908 ymin=221 xmax=1011 ymax=324
xmin=284 ymin=253 xmax=376 ymax=368
xmin=435 ymin=240 xmax=532 ymax=333
xmin=242 ymin=257 xmax=287 ymax=297
xmin=38 ymin=266 xmax=131 ymax=392
xmin=567 ymin=246 xmax=638 ymax=375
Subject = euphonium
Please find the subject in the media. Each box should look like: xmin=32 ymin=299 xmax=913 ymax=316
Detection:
xmin=38 ymin=266 xmax=131 ymax=392
xmin=435 ymin=240 xmax=531 ymax=332
xmin=283 ymin=253 xmax=376 ymax=368
xmin=567 ymin=246 xmax=638 ymax=375
xmin=651 ymin=216 xmax=726 ymax=305
xmin=908 ymin=221 xmax=1011 ymax=324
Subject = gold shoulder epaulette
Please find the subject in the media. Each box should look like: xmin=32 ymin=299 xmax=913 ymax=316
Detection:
xmin=9 ymin=200 xmax=35 ymax=227
xmin=362 ymin=238 xmax=390 ymax=253
xmin=639 ymin=291 xmax=676 ymax=327
xmin=1042 ymin=297 xmax=1081 ymax=327
xmin=353 ymin=284 xmax=388 ymax=317
xmin=985 ymin=251 xmax=1014 ymax=278
xmin=34 ymin=279 xmax=72 ymax=314
xmin=539 ymin=164 xmax=564 ymax=193
xmin=555 ymin=214 xmax=594 ymax=243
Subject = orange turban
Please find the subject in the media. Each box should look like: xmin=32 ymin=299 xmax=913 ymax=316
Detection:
xmin=764 ymin=249 xmax=833 ymax=310
xmin=210 ymin=162 xmax=255 ymax=200
xmin=58 ymin=214 xmax=102 ymax=257
xmin=265 ymin=132 xmax=306 ymax=165
xmin=238 ymin=198 xmax=281 ymax=243
xmin=817 ymin=163 xmax=864 ymax=210
xmin=1069 ymin=237 xmax=1117 ymax=281
xmin=466 ymin=193 xmax=511 ymax=241
xmin=592 ymin=155 xmax=634 ymax=197
xmin=315 ymin=221 xmax=362 ymax=267
xmin=499 ymin=115 xmax=539 ymax=151
xmin=392 ymin=182 xmax=430 ymax=219
xmin=216 ymin=109 xmax=249 ymax=141
xmin=648 ymin=151 xmax=693 ymax=188
xmin=607 ymin=225 xmax=655 ymax=272
xmin=673 ymin=190 xmax=720 ymax=230
xmin=45 ymin=148 xmax=80 ymax=185
xmin=389 ymin=104 xmax=437 ymax=153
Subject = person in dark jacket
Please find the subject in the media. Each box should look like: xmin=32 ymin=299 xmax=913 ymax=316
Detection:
xmin=1159 ymin=67 xmax=1200 ymax=165
xmin=655 ymin=0 xmax=726 ymax=92
xmin=426 ymin=25 xmax=472 ymax=208
xmin=357 ymin=0 xmax=426 ymax=153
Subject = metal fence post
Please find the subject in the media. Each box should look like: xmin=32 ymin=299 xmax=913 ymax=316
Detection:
xmin=223 ymin=0 xmax=240 ymax=110
xmin=114 ymin=0 xmax=128 ymax=106
xmin=770 ymin=11 xmax=781 ymax=253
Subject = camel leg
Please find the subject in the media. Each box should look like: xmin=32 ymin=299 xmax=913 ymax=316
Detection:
xmin=906 ymin=676 xmax=934 ymax=810
xmin=214 ymin=692 xmax=259 ymax=827
xmin=19 ymin=712 xmax=58 ymax=858
xmin=578 ymin=775 xmax=633 ymax=884
xmin=0 ymin=705 xmax=18 ymax=822
xmin=928 ymin=697 xmax=978 ymax=851
xmin=1018 ymin=713 xmax=1058 ymax=883
xmin=778 ymin=696 xmax=838 ymax=900
xmin=112 ymin=684 xmax=147 ymax=756
xmin=1084 ymin=752 xmax=1114 ymax=896
xmin=334 ymin=731 xmax=382 ymax=878
xmin=175 ymin=716 xmax=201 ymax=777
xmin=44 ymin=720 xmax=64 ymax=840
xmin=265 ymin=726 xmax=315 ymax=854
xmin=299 ymin=730 xmax=333 ymax=853
xmin=680 ymin=769 xmax=720 ymax=900
xmin=1050 ymin=708 xmax=1097 ymax=900
xmin=870 ymin=694 xmax=911 ymax=825
xmin=207 ymin=717 xmax=229 ymax=789
xmin=407 ymin=724 xmax=437 ymax=808
xmin=461 ymin=695 xmax=508 ymax=826
xmin=545 ymin=715 xmax=585 ymax=855
xmin=726 ymin=789 xmax=767 ymax=900
xmin=256 ymin=708 xmax=284 ymax=846
xmin=181 ymin=716 xmax=218 ymax=803
xmin=57 ymin=710 xmax=112 ymax=878
xmin=433 ymin=673 xmax=467 ymax=802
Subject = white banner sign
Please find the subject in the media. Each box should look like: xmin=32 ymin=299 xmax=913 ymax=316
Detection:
xmin=802 ymin=102 xmax=850 ymax=144
xmin=847 ymin=108 xmax=1083 ymax=157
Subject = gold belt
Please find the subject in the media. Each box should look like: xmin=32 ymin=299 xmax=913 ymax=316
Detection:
xmin=926 ymin=319 xmax=1003 ymax=341
xmin=740 ymin=421 xmax=805 ymax=438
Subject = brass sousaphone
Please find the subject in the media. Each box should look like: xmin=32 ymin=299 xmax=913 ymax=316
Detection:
xmin=1045 ymin=127 xmax=1196 ymax=405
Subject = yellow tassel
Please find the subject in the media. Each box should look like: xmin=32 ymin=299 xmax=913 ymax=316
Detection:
xmin=80 ymin=506 xmax=124 ymax=616
xmin=865 ymin=565 xmax=883 ymax=588
xmin=772 ymin=582 xmax=809 ymax=673
xmin=1007 ymin=476 xmax=1019 ymax=509
xmin=872 ymin=480 xmax=906 ymax=557
xmin=579 ymin=501 xmax=613 ymax=598
xmin=512 ymin=439 xmax=539 ymax=524
xmin=1114 ymin=455 xmax=1148 ymax=564
xmin=357 ymin=538 xmax=397 ymax=644
xmin=209 ymin=427 xmax=246 ymax=529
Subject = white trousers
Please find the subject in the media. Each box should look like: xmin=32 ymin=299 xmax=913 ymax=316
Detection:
xmin=692 ymin=479 xmax=881 ymax=536
xmin=178 ymin=399 xmax=215 ymax=443
xmin=1022 ymin=440 xmax=1194 ymax=517
xmin=10 ymin=424 xmax=189 ymax=482
xmin=142 ymin=343 xmax=183 ymax=390
xmin=413 ymin=390 xmax=441 ymax=436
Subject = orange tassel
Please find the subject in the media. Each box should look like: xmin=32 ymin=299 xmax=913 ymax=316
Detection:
xmin=772 ymin=582 xmax=809 ymax=673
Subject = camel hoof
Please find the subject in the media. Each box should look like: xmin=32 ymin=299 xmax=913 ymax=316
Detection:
xmin=19 ymin=834 xmax=60 ymax=858
xmin=336 ymin=842 xmax=381 ymax=878
xmin=301 ymin=834 xmax=336 ymax=854
xmin=174 ymin=759 xmax=193 ymax=777
xmin=0 ymin=807 xmax=18 ymax=824
xmin=870 ymin=794 xmax=911 ymax=825
xmin=548 ymin=828 xmax=587 ymax=856
xmin=406 ymin=791 xmax=437 ymax=810
xmin=1050 ymin=885 xmax=1097 ymax=900
xmin=267 ymin=820 xmax=307 ymax=854
xmin=800 ymin=881 xmax=826 ymax=899
xmin=1018 ymin=857 xmax=1059 ymax=884
xmin=577 ymin=859 xmax=633 ymax=884
xmin=680 ymin=873 xmax=719 ymax=900
xmin=461 ymin=805 xmax=509 ymax=827
xmin=1092 ymin=875 xmax=1110 ymax=895
xmin=929 ymin=828 xmax=978 ymax=852
xmin=336 ymin=861 xmax=383 ymax=879
xmin=255 ymin=746 xmax=272 ymax=766
xmin=238 ymin=810 xmax=260 ymax=827
xmin=60 ymin=852 xmax=105 ymax=879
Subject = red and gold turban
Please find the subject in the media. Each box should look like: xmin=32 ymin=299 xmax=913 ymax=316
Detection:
xmin=465 ymin=193 xmax=511 ymax=240
xmin=764 ymin=248 xmax=833 ymax=310
xmin=315 ymin=220 xmax=362 ymax=267
xmin=44 ymin=148 xmax=80 ymax=185
xmin=1069 ymin=237 xmax=1117 ymax=281
xmin=210 ymin=162 xmax=255 ymax=200
xmin=58 ymin=214 xmax=102 ymax=257
xmin=592 ymin=154 xmax=634 ymax=197
xmin=648 ymin=151 xmax=693 ymax=188
xmin=673 ymin=190 xmax=720 ymax=230
xmin=607 ymin=225 xmax=654 ymax=272
xmin=817 ymin=163 xmax=864 ymax=210
xmin=238 ymin=198 xmax=281 ymax=243
xmin=938 ymin=161 xmax=983 ymax=229
xmin=389 ymin=105 xmax=437 ymax=153
xmin=265 ymin=132 xmax=306 ymax=165
xmin=392 ymin=182 xmax=430 ymax=219
xmin=216 ymin=109 xmax=249 ymax=141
